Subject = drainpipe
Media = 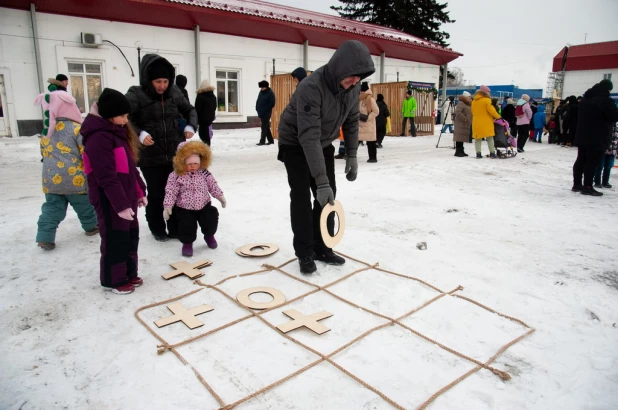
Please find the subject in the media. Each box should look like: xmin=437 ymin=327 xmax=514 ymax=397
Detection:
xmin=380 ymin=52 xmax=385 ymax=83
xmin=303 ymin=40 xmax=309 ymax=70
xmin=30 ymin=3 xmax=44 ymax=94
xmin=194 ymin=25 xmax=201 ymax=89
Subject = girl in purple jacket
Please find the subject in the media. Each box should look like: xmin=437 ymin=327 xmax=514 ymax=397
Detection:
xmin=82 ymin=88 xmax=147 ymax=295
xmin=163 ymin=141 xmax=226 ymax=256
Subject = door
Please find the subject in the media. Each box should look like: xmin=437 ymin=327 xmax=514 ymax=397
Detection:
xmin=0 ymin=75 xmax=7 ymax=137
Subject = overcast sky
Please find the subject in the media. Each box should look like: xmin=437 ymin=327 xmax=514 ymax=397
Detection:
xmin=267 ymin=0 xmax=618 ymax=90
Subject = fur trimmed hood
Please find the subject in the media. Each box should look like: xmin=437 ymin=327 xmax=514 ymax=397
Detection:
xmin=196 ymin=79 xmax=216 ymax=94
xmin=458 ymin=95 xmax=471 ymax=105
xmin=173 ymin=141 xmax=212 ymax=176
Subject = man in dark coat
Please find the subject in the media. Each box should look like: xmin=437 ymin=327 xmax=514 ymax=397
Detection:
xmin=572 ymin=79 xmax=618 ymax=196
xmin=278 ymin=40 xmax=375 ymax=274
xmin=126 ymin=54 xmax=198 ymax=241
xmin=255 ymin=81 xmax=276 ymax=145
xmin=175 ymin=75 xmax=189 ymax=101
xmin=291 ymin=67 xmax=307 ymax=84
xmin=564 ymin=95 xmax=579 ymax=146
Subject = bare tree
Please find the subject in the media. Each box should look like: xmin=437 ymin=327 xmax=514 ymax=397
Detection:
xmin=446 ymin=67 xmax=465 ymax=87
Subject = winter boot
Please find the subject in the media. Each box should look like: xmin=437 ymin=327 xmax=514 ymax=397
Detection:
xmin=580 ymin=186 xmax=603 ymax=196
xmin=85 ymin=226 xmax=100 ymax=236
xmin=603 ymin=183 xmax=612 ymax=188
xmin=476 ymin=152 xmax=482 ymax=159
xmin=205 ymin=235 xmax=218 ymax=249
xmin=594 ymin=183 xmax=603 ymax=188
xmin=299 ymin=256 xmax=317 ymax=275
xmin=37 ymin=241 xmax=55 ymax=250
xmin=314 ymin=250 xmax=345 ymax=265
xmin=153 ymin=232 xmax=169 ymax=242
xmin=489 ymin=152 xmax=497 ymax=159
xmin=111 ymin=283 xmax=135 ymax=295
xmin=182 ymin=243 xmax=193 ymax=257
xmin=334 ymin=153 xmax=345 ymax=160
xmin=367 ymin=158 xmax=377 ymax=163
xmin=571 ymin=185 xmax=582 ymax=192
xmin=128 ymin=277 xmax=144 ymax=287
xmin=454 ymin=150 xmax=466 ymax=157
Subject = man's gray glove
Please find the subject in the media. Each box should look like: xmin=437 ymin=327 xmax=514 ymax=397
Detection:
xmin=316 ymin=183 xmax=335 ymax=207
xmin=345 ymin=155 xmax=358 ymax=181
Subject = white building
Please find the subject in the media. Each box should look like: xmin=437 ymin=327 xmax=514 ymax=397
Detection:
xmin=549 ymin=41 xmax=618 ymax=99
xmin=0 ymin=0 xmax=461 ymax=137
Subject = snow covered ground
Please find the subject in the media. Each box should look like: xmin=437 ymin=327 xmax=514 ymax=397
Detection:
xmin=1 ymin=128 xmax=617 ymax=410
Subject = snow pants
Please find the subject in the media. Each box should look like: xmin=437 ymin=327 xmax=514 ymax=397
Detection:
xmin=595 ymin=154 xmax=615 ymax=186
xmin=279 ymin=143 xmax=336 ymax=258
xmin=36 ymin=193 xmax=97 ymax=243
xmin=174 ymin=203 xmax=219 ymax=244
xmin=96 ymin=191 xmax=139 ymax=288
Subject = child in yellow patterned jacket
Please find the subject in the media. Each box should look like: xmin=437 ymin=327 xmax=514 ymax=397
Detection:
xmin=34 ymin=90 xmax=98 ymax=250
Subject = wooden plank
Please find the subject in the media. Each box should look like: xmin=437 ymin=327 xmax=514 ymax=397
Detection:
xmin=370 ymin=82 xmax=435 ymax=136
xmin=276 ymin=309 xmax=333 ymax=335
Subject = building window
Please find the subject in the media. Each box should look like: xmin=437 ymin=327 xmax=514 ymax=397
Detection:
xmin=68 ymin=62 xmax=103 ymax=114
xmin=603 ymin=73 xmax=612 ymax=81
xmin=216 ymin=70 xmax=239 ymax=113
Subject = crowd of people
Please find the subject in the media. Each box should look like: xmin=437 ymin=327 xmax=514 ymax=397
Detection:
xmin=33 ymin=41 xmax=618 ymax=294
xmin=447 ymin=81 xmax=618 ymax=195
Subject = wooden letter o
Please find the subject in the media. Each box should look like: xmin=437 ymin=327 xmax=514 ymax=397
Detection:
xmin=236 ymin=287 xmax=286 ymax=310
xmin=320 ymin=200 xmax=345 ymax=249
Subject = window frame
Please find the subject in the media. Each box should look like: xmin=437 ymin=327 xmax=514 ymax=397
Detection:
xmin=215 ymin=68 xmax=241 ymax=115
xmin=67 ymin=60 xmax=104 ymax=115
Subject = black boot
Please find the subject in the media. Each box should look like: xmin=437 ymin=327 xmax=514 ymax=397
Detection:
xmin=454 ymin=148 xmax=465 ymax=157
xmin=314 ymin=250 xmax=345 ymax=265
xmin=299 ymin=256 xmax=317 ymax=275
xmin=581 ymin=186 xmax=603 ymax=196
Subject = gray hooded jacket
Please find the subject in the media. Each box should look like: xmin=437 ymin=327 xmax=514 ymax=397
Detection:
xmin=278 ymin=40 xmax=375 ymax=185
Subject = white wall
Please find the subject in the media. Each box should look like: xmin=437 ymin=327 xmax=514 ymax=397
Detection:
xmin=0 ymin=7 xmax=440 ymax=133
xmin=562 ymin=69 xmax=618 ymax=97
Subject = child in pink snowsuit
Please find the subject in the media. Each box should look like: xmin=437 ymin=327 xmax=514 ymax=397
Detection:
xmin=163 ymin=141 xmax=225 ymax=256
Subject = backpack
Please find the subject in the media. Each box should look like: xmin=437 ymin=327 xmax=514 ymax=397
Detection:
xmin=515 ymin=104 xmax=525 ymax=118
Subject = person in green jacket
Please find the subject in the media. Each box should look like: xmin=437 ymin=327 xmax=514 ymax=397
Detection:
xmin=401 ymin=90 xmax=417 ymax=137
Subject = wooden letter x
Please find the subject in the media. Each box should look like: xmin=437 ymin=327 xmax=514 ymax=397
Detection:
xmin=276 ymin=309 xmax=333 ymax=335
xmin=154 ymin=302 xmax=214 ymax=329
xmin=161 ymin=260 xmax=212 ymax=280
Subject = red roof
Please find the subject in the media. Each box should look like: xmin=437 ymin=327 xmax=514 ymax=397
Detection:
xmin=552 ymin=41 xmax=618 ymax=72
xmin=1 ymin=0 xmax=461 ymax=66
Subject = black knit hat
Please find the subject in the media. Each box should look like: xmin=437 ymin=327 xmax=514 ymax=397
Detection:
xmin=377 ymin=93 xmax=384 ymax=101
xmin=149 ymin=59 xmax=173 ymax=81
xmin=360 ymin=82 xmax=369 ymax=92
xmin=176 ymin=74 xmax=187 ymax=89
xmin=258 ymin=80 xmax=269 ymax=88
xmin=599 ymin=79 xmax=614 ymax=92
xmin=56 ymin=74 xmax=68 ymax=82
xmin=98 ymin=88 xmax=131 ymax=119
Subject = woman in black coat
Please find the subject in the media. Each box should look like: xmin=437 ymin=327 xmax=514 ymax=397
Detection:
xmin=502 ymin=99 xmax=516 ymax=136
xmin=375 ymin=93 xmax=390 ymax=148
xmin=195 ymin=79 xmax=217 ymax=146
xmin=126 ymin=54 xmax=198 ymax=241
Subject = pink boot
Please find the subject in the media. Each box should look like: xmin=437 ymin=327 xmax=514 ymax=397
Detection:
xmin=182 ymin=243 xmax=193 ymax=257
xmin=205 ymin=235 xmax=218 ymax=249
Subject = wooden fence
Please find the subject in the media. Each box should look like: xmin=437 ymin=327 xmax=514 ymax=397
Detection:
xmin=370 ymin=82 xmax=435 ymax=136
xmin=270 ymin=73 xmax=300 ymax=140
xmin=270 ymin=75 xmax=435 ymax=139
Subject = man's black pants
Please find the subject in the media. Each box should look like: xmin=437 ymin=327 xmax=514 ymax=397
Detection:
xmin=280 ymin=144 xmax=336 ymax=258
xmin=259 ymin=117 xmax=274 ymax=144
xmin=573 ymin=146 xmax=605 ymax=188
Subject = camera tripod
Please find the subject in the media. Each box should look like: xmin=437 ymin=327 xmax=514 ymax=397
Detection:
xmin=436 ymin=97 xmax=455 ymax=149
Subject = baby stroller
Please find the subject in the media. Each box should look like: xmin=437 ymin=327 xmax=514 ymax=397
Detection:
xmin=494 ymin=118 xmax=517 ymax=158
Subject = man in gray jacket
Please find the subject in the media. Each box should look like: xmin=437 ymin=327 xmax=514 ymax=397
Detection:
xmin=278 ymin=40 xmax=375 ymax=274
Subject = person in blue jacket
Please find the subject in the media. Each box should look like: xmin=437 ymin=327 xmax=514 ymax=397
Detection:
xmin=532 ymin=104 xmax=547 ymax=143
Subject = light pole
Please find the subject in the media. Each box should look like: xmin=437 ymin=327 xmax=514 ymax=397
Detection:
xmin=135 ymin=41 xmax=143 ymax=82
